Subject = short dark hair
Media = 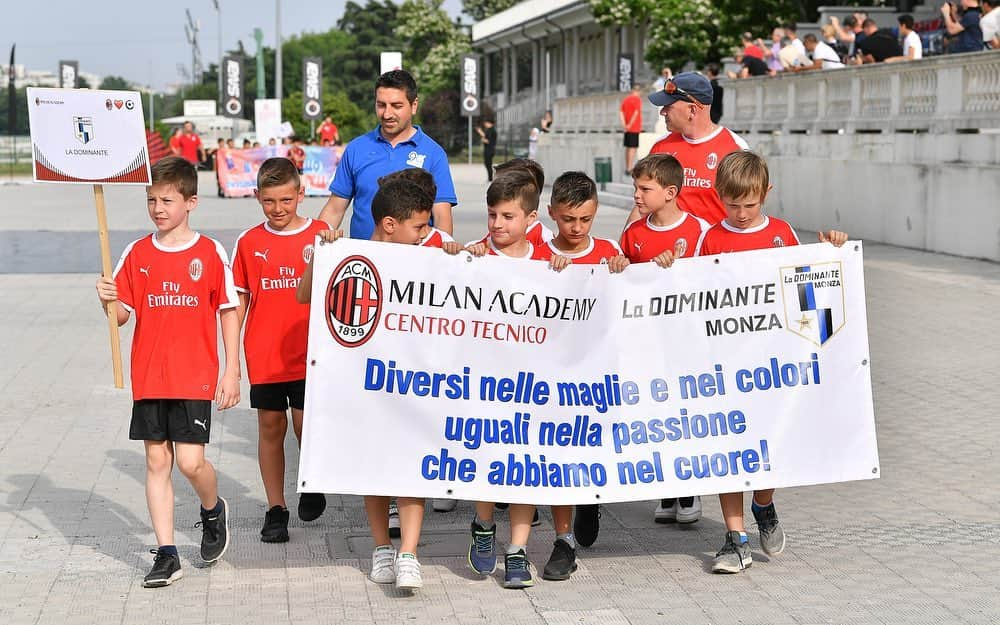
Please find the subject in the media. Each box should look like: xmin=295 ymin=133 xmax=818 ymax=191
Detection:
xmin=783 ymin=22 xmax=797 ymax=34
xmin=371 ymin=179 xmax=432 ymax=224
xmin=803 ymin=33 xmax=818 ymax=44
xmin=494 ymin=158 xmax=545 ymax=190
xmin=375 ymin=70 xmax=418 ymax=103
xmin=631 ymin=154 xmax=683 ymax=191
xmin=550 ymin=171 xmax=597 ymax=208
xmin=705 ymin=62 xmax=721 ymax=77
xmin=862 ymin=18 xmax=877 ymax=29
xmin=843 ymin=15 xmax=858 ymax=28
xmin=378 ymin=167 xmax=437 ymax=201
xmin=898 ymin=14 xmax=915 ymax=29
xmin=257 ymin=157 xmax=301 ymax=190
xmin=486 ymin=169 xmax=539 ymax=215
xmin=151 ymin=156 xmax=197 ymax=198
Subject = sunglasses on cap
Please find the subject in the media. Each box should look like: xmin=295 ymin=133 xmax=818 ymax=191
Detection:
xmin=664 ymin=81 xmax=703 ymax=107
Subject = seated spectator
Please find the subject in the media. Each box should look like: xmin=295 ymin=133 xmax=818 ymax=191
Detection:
xmin=855 ymin=18 xmax=903 ymax=63
xmin=729 ymin=48 xmax=770 ymax=78
xmin=942 ymin=0 xmax=985 ymax=53
xmin=983 ymin=0 xmax=1000 ymax=47
xmin=763 ymin=27 xmax=786 ymax=73
xmin=796 ymin=34 xmax=846 ymax=70
xmin=887 ymin=14 xmax=924 ymax=61
xmin=779 ymin=23 xmax=811 ymax=68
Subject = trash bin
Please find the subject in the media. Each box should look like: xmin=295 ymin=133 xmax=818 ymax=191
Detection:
xmin=594 ymin=157 xmax=612 ymax=191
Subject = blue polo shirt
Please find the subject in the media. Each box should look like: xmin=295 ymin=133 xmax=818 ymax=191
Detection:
xmin=329 ymin=125 xmax=458 ymax=240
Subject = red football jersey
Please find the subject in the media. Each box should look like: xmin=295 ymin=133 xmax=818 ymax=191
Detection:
xmin=649 ymin=127 xmax=749 ymax=225
xmin=620 ymin=212 xmax=710 ymax=263
xmin=698 ymin=216 xmax=800 ymax=256
xmin=232 ymin=218 xmax=329 ymax=385
xmin=535 ymin=237 xmax=623 ymax=264
xmin=420 ymin=227 xmax=455 ymax=248
xmin=526 ymin=220 xmax=554 ymax=247
xmin=113 ymin=233 xmax=237 ymax=400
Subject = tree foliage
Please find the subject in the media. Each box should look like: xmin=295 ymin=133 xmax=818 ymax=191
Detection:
xmin=396 ymin=0 xmax=471 ymax=96
xmin=461 ymin=0 xmax=519 ymax=21
xmin=99 ymin=75 xmax=133 ymax=90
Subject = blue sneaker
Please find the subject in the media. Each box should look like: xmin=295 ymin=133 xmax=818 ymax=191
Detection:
xmin=468 ymin=521 xmax=497 ymax=575
xmin=503 ymin=549 xmax=534 ymax=588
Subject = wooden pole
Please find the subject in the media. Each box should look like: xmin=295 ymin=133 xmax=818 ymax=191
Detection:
xmin=94 ymin=184 xmax=125 ymax=388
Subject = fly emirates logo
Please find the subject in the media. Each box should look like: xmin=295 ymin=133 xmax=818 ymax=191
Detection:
xmin=148 ymin=281 xmax=199 ymax=308
xmin=683 ymin=166 xmax=713 ymax=189
xmin=261 ymin=266 xmax=300 ymax=291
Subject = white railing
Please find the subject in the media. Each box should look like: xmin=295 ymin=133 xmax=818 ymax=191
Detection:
xmin=547 ymin=50 xmax=1000 ymax=135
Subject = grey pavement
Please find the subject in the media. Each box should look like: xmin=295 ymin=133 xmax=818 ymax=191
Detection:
xmin=1 ymin=163 xmax=999 ymax=624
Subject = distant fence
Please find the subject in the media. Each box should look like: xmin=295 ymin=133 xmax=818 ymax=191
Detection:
xmin=0 ymin=136 xmax=31 ymax=163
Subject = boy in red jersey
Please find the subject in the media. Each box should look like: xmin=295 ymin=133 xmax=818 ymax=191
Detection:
xmin=700 ymin=151 xmax=847 ymax=574
xmin=621 ymin=154 xmax=712 ymax=268
xmin=231 ymin=158 xmax=331 ymax=542
xmin=95 ymin=156 xmax=239 ymax=588
xmin=494 ymin=158 xmax=554 ymax=246
xmin=378 ymin=168 xmax=456 ymax=251
xmin=528 ymin=171 xmax=627 ymax=581
xmin=466 ymin=169 xmax=549 ymax=262
xmin=296 ymin=179 xmax=433 ymax=591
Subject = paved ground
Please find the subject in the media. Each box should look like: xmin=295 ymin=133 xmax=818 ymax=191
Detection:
xmin=1 ymin=164 xmax=998 ymax=624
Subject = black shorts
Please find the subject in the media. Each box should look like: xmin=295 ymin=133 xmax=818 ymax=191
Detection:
xmin=250 ymin=379 xmax=306 ymax=411
xmin=131 ymin=399 xmax=212 ymax=444
xmin=623 ymin=132 xmax=639 ymax=148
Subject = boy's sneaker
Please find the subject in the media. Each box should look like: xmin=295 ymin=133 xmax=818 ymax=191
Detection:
xmin=752 ymin=501 xmax=786 ymax=555
xmin=432 ymin=499 xmax=457 ymax=512
xmin=388 ymin=501 xmax=401 ymax=538
xmin=298 ymin=492 xmax=327 ymax=522
xmin=468 ymin=521 xmax=497 ymax=575
xmin=260 ymin=505 xmax=290 ymax=543
xmin=369 ymin=545 xmax=397 ymax=584
xmin=494 ymin=502 xmax=509 ymax=510
xmin=142 ymin=549 xmax=182 ymax=588
xmin=654 ymin=498 xmax=677 ymax=523
xmin=541 ymin=538 xmax=577 ymax=581
xmin=395 ymin=552 xmax=423 ymax=590
xmin=198 ymin=496 xmax=230 ymax=563
xmin=712 ymin=531 xmax=752 ymax=574
xmin=573 ymin=504 xmax=601 ymax=547
xmin=676 ymin=496 xmax=702 ymax=523
xmin=503 ymin=549 xmax=534 ymax=589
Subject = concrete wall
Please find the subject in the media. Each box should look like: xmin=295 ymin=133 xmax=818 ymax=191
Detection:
xmin=539 ymin=132 xmax=1000 ymax=262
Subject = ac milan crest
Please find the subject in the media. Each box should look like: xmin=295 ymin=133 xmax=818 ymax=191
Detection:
xmin=325 ymin=255 xmax=382 ymax=348
xmin=188 ymin=258 xmax=204 ymax=282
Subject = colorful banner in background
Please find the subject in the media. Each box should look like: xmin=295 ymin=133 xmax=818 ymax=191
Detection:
xmin=217 ymin=145 xmax=341 ymax=197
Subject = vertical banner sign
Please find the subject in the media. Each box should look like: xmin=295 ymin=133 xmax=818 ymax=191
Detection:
xmin=59 ymin=60 xmax=79 ymax=89
xmin=460 ymin=55 xmax=479 ymax=117
xmin=222 ymin=56 xmax=243 ymax=118
xmin=618 ymin=54 xmax=633 ymax=92
xmin=303 ymin=57 xmax=322 ymax=121
xmin=254 ymin=98 xmax=282 ymax=145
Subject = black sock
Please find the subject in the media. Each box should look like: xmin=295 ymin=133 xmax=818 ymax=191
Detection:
xmin=158 ymin=545 xmax=178 ymax=556
xmin=201 ymin=499 xmax=223 ymax=516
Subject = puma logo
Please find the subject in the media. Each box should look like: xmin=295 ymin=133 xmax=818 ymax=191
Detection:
xmin=193 ymin=419 xmax=207 ymax=431
xmin=633 ymin=242 xmax=644 ymax=252
xmin=254 ymin=249 xmax=269 ymax=263
xmin=138 ymin=266 xmax=150 ymax=277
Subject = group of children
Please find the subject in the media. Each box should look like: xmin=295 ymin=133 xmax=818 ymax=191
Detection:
xmin=97 ymin=147 xmax=847 ymax=590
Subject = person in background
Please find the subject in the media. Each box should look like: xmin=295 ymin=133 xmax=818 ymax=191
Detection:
xmin=887 ymin=14 xmax=924 ymax=61
xmin=318 ymin=116 xmax=339 ymax=146
xmin=168 ymin=127 xmax=183 ymax=157
xmin=652 ymin=66 xmax=673 ymax=90
xmin=763 ymin=28 xmax=785 ymax=73
xmin=855 ymin=18 xmax=903 ymax=63
xmin=619 ymin=84 xmax=643 ymax=175
xmin=475 ymin=119 xmax=497 ymax=181
xmin=942 ymin=0 xmax=985 ymax=53
xmin=540 ymin=110 xmax=554 ymax=133
xmin=731 ymin=47 xmax=770 ymax=78
xmin=796 ymin=33 xmax=846 ymax=70
xmin=982 ymin=0 xmax=999 ymax=47
xmin=705 ymin=63 xmax=723 ymax=124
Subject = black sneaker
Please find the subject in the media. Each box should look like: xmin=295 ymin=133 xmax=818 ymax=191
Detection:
xmin=541 ymin=538 xmax=577 ymax=581
xmin=261 ymin=505 xmax=290 ymax=543
xmin=142 ymin=548 xmax=182 ymax=588
xmin=494 ymin=502 xmax=509 ymax=510
xmin=573 ymin=504 xmax=601 ymax=547
xmin=197 ymin=496 xmax=230 ymax=563
xmin=298 ymin=492 xmax=327 ymax=522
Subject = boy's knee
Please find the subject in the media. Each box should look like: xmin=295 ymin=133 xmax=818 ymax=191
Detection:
xmin=145 ymin=445 xmax=173 ymax=474
xmin=176 ymin=455 xmax=206 ymax=478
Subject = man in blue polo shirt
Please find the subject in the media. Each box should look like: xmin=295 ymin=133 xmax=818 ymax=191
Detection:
xmin=318 ymin=70 xmax=457 ymax=239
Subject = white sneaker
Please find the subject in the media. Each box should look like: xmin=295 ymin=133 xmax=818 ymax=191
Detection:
xmin=432 ymin=499 xmax=457 ymax=512
xmin=369 ymin=546 xmax=396 ymax=584
xmin=654 ymin=498 xmax=678 ymax=523
xmin=676 ymin=496 xmax=702 ymax=523
xmin=388 ymin=501 xmax=401 ymax=538
xmin=395 ymin=552 xmax=423 ymax=590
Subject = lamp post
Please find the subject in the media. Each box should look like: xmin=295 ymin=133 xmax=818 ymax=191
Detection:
xmin=275 ymin=0 xmax=282 ymax=100
xmin=212 ymin=0 xmax=222 ymax=111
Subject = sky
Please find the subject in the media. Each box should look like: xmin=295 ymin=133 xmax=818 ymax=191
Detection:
xmin=1 ymin=0 xmax=466 ymax=90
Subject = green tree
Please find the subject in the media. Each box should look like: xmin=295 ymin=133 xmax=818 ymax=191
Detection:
xmin=1 ymin=86 xmax=29 ymax=134
xmin=282 ymin=90 xmax=372 ymax=143
xmin=99 ymin=75 xmax=133 ymax=90
xmin=335 ymin=0 xmax=401 ymax=103
xmin=396 ymin=0 xmax=471 ymax=95
xmin=461 ymin=0 xmax=518 ymax=21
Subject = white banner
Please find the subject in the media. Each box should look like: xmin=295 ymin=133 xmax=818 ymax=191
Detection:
xmin=299 ymin=240 xmax=879 ymax=505
xmin=254 ymin=98 xmax=282 ymax=145
xmin=27 ymin=87 xmax=151 ymax=185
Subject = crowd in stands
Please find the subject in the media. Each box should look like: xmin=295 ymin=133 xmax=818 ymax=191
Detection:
xmin=726 ymin=2 xmax=997 ymax=80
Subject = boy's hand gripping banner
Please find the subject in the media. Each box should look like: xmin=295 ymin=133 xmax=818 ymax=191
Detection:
xmin=299 ymin=240 xmax=879 ymax=505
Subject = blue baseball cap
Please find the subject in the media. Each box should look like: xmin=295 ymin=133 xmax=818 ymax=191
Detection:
xmin=648 ymin=71 xmax=714 ymax=107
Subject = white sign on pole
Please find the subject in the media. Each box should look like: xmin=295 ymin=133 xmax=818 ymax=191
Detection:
xmin=254 ymin=98 xmax=282 ymax=145
xmin=460 ymin=54 xmax=479 ymax=117
xmin=27 ymin=87 xmax=151 ymax=184
xmin=183 ymin=100 xmax=217 ymax=117
xmin=380 ymin=52 xmax=403 ymax=75
xmin=299 ymin=240 xmax=879 ymax=504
